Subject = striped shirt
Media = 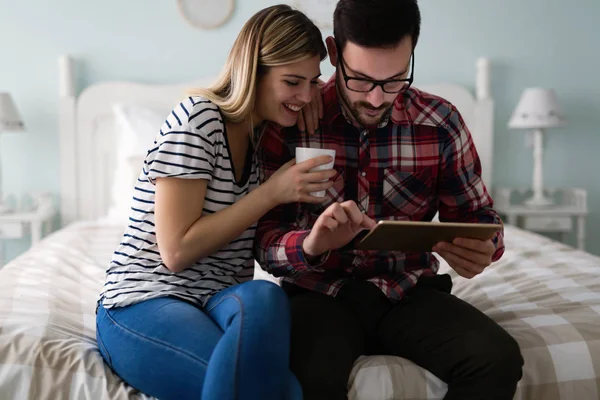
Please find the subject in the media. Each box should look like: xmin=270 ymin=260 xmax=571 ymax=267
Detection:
xmin=100 ymin=96 xmax=259 ymax=309
xmin=255 ymin=74 xmax=504 ymax=303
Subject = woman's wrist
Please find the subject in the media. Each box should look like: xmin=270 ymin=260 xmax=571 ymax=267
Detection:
xmin=256 ymin=180 xmax=279 ymax=210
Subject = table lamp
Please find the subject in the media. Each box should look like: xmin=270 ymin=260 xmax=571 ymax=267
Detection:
xmin=508 ymin=88 xmax=565 ymax=207
xmin=0 ymin=93 xmax=25 ymax=214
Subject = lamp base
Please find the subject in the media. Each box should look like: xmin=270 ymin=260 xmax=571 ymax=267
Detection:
xmin=524 ymin=194 xmax=554 ymax=207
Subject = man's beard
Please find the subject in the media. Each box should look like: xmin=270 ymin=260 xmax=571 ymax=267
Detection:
xmin=337 ymin=74 xmax=393 ymax=127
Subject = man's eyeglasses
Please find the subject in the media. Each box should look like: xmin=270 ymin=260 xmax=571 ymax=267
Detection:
xmin=337 ymin=48 xmax=414 ymax=94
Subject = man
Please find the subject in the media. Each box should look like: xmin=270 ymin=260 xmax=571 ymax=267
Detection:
xmin=255 ymin=1 xmax=524 ymax=399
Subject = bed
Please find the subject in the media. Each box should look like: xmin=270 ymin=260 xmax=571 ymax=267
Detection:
xmin=1 ymin=55 xmax=599 ymax=400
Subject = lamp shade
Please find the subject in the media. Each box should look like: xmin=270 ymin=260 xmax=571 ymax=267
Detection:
xmin=508 ymin=88 xmax=565 ymax=129
xmin=0 ymin=93 xmax=25 ymax=132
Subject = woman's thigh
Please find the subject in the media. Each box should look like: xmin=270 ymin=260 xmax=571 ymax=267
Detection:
xmin=96 ymin=297 xmax=223 ymax=400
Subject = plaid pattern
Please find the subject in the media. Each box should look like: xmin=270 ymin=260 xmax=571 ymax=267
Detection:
xmin=1 ymin=221 xmax=600 ymax=399
xmin=255 ymin=75 xmax=504 ymax=303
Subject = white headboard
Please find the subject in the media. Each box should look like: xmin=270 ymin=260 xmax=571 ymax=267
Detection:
xmin=58 ymin=55 xmax=494 ymax=226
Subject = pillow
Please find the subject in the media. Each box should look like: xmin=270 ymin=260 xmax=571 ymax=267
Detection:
xmin=105 ymin=104 xmax=166 ymax=223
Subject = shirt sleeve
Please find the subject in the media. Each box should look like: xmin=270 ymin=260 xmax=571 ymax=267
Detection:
xmin=437 ymin=106 xmax=505 ymax=261
xmin=254 ymin=125 xmax=336 ymax=277
xmin=145 ymin=98 xmax=219 ymax=184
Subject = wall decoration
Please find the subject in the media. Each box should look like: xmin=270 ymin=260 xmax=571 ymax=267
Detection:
xmin=177 ymin=0 xmax=235 ymax=30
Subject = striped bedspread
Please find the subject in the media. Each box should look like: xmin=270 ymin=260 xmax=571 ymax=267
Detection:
xmin=1 ymin=220 xmax=600 ymax=399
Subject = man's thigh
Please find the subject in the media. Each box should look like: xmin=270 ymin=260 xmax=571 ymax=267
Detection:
xmin=377 ymin=277 xmax=522 ymax=384
xmin=283 ymin=283 xmax=366 ymax=400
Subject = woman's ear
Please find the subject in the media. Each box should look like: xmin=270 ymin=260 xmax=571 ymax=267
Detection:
xmin=325 ymin=36 xmax=338 ymax=67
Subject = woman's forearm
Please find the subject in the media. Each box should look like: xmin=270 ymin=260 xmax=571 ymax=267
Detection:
xmin=163 ymin=184 xmax=276 ymax=272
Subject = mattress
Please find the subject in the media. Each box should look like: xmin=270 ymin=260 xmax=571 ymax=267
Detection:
xmin=1 ymin=220 xmax=600 ymax=400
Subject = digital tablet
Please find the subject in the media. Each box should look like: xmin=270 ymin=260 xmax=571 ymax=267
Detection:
xmin=356 ymin=220 xmax=502 ymax=252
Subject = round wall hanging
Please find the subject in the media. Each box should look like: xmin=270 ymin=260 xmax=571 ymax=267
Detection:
xmin=177 ymin=0 xmax=235 ymax=30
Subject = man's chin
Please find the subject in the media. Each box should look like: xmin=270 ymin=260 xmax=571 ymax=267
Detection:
xmin=358 ymin=113 xmax=384 ymax=127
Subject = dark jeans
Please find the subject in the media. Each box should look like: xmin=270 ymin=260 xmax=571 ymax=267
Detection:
xmin=282 ymin=275 xmax=524 ymax=400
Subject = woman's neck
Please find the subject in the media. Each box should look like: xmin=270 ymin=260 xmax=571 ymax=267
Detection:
xmin=226 ymin=111 xmax=263 ymax=139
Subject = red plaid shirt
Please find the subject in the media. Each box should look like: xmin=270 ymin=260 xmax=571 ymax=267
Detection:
xmin=255 ymin=74 xmax=505 ymax=303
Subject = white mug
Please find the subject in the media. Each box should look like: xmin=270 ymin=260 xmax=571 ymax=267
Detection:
xmin=295 ymin=147 xmax=336 ymax=197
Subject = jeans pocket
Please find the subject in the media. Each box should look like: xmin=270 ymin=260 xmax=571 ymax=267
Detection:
xmin=96 ymin=314 xmax=114 ymax=368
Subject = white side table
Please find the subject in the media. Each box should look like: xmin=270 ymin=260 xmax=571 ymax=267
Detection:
xmin=0 ymin=193 xmax=58 ymax=267
xmin=494 ymin=187 xmax=588 ymax=250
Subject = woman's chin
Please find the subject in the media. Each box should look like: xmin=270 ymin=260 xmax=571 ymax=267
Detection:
xmin=273 ymin=115 xmax=298 ymax=128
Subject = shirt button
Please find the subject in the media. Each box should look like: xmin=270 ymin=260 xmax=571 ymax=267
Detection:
xmin=361 ymin=172 xmax=366 ymax=177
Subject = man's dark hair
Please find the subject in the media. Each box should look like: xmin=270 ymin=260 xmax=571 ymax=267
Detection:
xmin=333 ymin=0 xmax=421 ymax=51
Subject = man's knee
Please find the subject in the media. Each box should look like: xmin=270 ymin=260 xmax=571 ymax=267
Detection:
xmin=470 ymin=330 xmax=524 ymax=385
xmin=494 ymin=333 xmax=524 ymax=382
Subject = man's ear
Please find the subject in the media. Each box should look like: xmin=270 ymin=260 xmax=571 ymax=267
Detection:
xmin=326 ymin=36 xmax=338 ymax=67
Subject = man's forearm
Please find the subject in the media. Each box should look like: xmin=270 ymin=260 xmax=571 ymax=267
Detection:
xmin=255 ymin=204 xmax=344 ymax=276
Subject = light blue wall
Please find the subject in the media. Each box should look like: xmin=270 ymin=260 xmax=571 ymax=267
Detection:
xmin=1 ymin=0 xmax=599 ymax=262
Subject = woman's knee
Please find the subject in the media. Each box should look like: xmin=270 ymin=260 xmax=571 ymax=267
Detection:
xmin=238 ymin=280 xmax=288 ymax=305
xmin=236 ymin=280 xmax=291 ymax=329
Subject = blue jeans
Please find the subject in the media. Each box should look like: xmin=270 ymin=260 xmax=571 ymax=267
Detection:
xmin=96 ymin=280 xmax=302 ymax=400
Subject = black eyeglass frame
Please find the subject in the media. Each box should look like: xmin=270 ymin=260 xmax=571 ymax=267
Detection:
xmin=336 ymin=44 xmax=415 ymax=94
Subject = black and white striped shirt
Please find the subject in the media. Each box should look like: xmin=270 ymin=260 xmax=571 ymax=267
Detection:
xmin=100 ymin=97 xmax=259 ymax=309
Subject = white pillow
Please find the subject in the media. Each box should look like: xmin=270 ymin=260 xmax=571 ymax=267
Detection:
xmin=106 ymin=104 xmax=166 ymax=223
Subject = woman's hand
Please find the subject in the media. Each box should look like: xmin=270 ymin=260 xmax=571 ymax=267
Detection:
xmin=263 ymin=156 xmax=336 ymax=206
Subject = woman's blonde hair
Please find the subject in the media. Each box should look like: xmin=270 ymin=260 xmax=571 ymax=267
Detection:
xmin=189 ymin=4 xmax=327 ymax=124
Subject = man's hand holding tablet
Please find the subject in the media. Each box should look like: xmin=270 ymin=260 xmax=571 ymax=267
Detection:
xmin=356 ymin=220 xmax=502 ymax=279
xmin=433 ymin=237 xmax=498 ymax=279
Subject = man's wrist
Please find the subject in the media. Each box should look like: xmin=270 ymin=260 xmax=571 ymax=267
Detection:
xmin=302 ymin=244 xmax=320 ymax=263
xmin=304 ymin=249 xmax=331 ymax=267
xmin=302 ymin=241 xmax=327 ymax=265
xmin=304 ymin=250 xmax=322 ymax=264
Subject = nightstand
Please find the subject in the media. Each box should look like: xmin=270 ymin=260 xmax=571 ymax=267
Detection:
xmin=494 ymin=187 xmax=588 ymax=250
xmin=0 ymin=193 xmax=58 ymax=267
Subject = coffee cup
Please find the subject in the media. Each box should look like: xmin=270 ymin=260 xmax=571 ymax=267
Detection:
xmin=295 ymin=147 xmax=336 ymax=197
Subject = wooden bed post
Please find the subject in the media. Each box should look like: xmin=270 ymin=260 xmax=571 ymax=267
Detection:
xmin=474 ymin=57 xmax=495 ymax=188
xmin=58 ymin=55 xmax=78 ymax=227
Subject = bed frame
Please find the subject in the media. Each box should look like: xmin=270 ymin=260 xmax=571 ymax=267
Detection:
xmin=57 ymin=55 xmax=495 ymax=226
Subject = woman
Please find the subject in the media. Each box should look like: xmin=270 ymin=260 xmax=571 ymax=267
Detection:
xmin=96 ymin=5 xmax=332 ymax=400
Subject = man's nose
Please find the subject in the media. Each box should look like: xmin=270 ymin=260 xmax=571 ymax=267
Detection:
xmin=365 ymin=85 xmax=384 ymax=108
